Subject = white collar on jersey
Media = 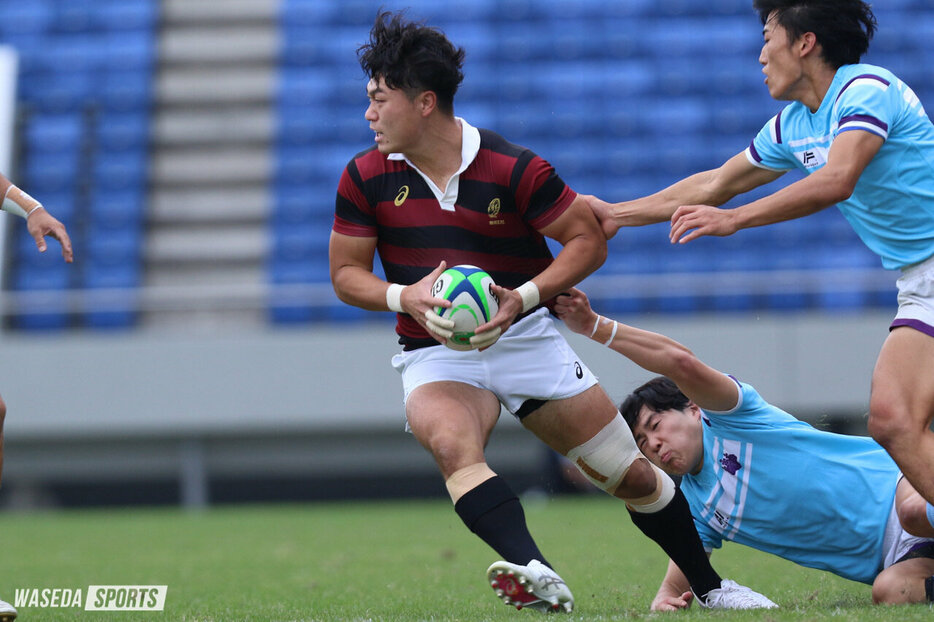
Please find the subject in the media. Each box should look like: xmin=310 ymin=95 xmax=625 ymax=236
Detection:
xmin=387 ymin=117 xmax=481 ymax=212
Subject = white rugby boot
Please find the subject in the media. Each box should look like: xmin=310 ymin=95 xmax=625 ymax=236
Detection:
xmin=0 ymin=598 xmax=16 ymax=621
xmin=697 ymin=579 xmax=778 ymax=609
xmin=487 ymin=559 xmax=573 ymax=613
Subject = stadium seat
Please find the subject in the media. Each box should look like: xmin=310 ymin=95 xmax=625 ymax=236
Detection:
xmin=95 ymin=111 xmax=150 ymax=150
xmin=81 ymin=260 xmax=140 ymax=329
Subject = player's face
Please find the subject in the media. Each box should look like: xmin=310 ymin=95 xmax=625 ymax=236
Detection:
xmin=365 ymin=77 xmax=422 ymax=155
xmin=758 ymin=12 xmax=804 ymax=101
xmin=632 ymin=405 xmax=704 ymax=476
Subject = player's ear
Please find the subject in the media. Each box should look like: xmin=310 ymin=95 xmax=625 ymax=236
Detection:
xmin=417 ymin=90 xmax=437 ymax=116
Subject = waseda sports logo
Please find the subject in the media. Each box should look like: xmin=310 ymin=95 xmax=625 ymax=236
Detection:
xmin=14 ymin=585 xmax=167 ymax=611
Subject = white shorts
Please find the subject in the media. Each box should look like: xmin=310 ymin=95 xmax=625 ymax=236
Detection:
xmin=391 ymin=308 xmax=598 ymax=423
xmin=881 ymin=478 xmax=934 ymax=570
xmin=892 ymin=253 xmax=934 ymax=338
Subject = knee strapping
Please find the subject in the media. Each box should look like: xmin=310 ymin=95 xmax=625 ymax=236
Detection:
xmin=566 ymin=414 xmax=643 ymax=495
xmin=626 ymin=465 xmax=676 ymax=513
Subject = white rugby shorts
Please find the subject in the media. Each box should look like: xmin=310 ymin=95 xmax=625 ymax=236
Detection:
xmin=882 ymin=478 xmax=934 ymax=569
xmin=892 ymin=252 xmax=934 ymax=338
xmin=391 ymin=308 xmax=598 ymax=421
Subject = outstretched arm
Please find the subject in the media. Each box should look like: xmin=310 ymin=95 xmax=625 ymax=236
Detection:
xmin=651 ymin=559 xmax=695 ymax=611
xmin=587 ymin=152 xmax=783 ymax=239
xmin=0 ymin=172 xmax=74 ymax=262
xmin=670 ymin=130 xmax=883 ymax=243
xmin=554 ymin=288 xmax=738 ymax=411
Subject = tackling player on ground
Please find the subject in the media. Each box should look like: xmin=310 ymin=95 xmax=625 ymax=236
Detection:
xmin=557 ymin=287 xmax=934 ymax=609
xmin=0 ymin=171 xmax=73 ymax=621
xmin=590 ymin=0 xmax=934 ymax=518
xmin=329 ymin=10 xmax=774 ymax=613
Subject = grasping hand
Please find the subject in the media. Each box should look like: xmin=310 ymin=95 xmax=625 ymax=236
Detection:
xmin=670 ymin=205 xmax=738 ymax=244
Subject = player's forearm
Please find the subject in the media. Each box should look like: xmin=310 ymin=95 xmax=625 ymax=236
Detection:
xmin=591 ymin=319 xmax=695 ymax=377
xmin=731 ymin=167 xmax=851 ymax=230
xmin=331 ymin=265 xmax=400 ymax=312
xmin=614 ymin=169 xmax=727 ymax=227
xmin=532 ymin=232 xmax=606 ymax=302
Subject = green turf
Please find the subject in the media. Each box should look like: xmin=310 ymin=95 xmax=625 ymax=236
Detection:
xmin=2 ymin=495 xmax=931 ymax=621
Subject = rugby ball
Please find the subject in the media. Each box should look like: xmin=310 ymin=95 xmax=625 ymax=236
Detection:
xmin=431 ymin=265 xmax=499 ymax=351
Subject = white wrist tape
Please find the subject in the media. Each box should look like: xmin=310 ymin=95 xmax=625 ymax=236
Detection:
xmin=589 ymin=315 xmax=601 ymax=338
xmin=1 ymin=185 xmax=40 ymax=219
xmin=386 ymin=283 xmax=405 ymax=313
xmin=603 ymin=321 xmax=618 ymax=346
xmin=515 ymin=281 xmax=540 ymax=313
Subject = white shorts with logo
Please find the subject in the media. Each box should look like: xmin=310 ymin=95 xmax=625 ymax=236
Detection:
xmin=892 ymin=253 xmax=934 ymax=338
xmin=881 ymin=476 xmax=934 ymax=570
xmin=391 ymin=308 xmax=598 ymax=427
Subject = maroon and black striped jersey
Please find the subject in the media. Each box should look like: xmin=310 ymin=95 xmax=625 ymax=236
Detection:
xmin=334 ymin=127 xmax=576 ymax=347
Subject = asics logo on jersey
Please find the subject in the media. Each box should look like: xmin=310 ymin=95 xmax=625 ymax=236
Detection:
xmin=574 ymin=362 xmax=583 ymax=379
xmin=394 ymin=185 xmax=410 ymax=206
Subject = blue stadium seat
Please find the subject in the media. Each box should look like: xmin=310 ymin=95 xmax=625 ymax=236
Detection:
xmin=11 ymin=261 xmax=71 ymax=331
xmin=40 ymin=35 xmax=104 ymax=73
xmin=91 ymin=0 xmax=158 ymax=31
xmin=103 ymin=32 xmax=154 ymax=71
xmin=24 ymin=149 xmax=82 ymax=192
xmin=278 ymin=67 xmax=339 ymax=107
xmin=21 ymin=72 xmax=95 ymax=112
xmin=99 ymin=70 xmax=152 ymax=111
xmin=0 ymin=1 xmax=53 ymax=34
xmin=81 ymin=260 xmax=140 ymax=329
xmin=25 ymin=112 xmax=85 ymax=151
xmin=280 ymin=0 xmax=340 ymax=26
xmin=93 ymin=149 xmax=147 ymax=191
xmin=88 ymin=189 xmax=146 ymax=229
xmin=95 ymin=111 xmax=150 ymax=150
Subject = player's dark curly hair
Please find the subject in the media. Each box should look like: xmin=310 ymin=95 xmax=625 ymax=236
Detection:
xmin=753 ymin=0 xmax=876 ymax=68
xmin=357 ymin=10 xmax=465 ymax=115
xmin=619 ymin=376 xmax=691 ymax=431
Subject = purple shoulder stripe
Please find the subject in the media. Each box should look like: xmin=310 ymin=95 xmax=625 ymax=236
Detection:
xmin=839 ymin=113 xmax=888 ymax=132
xmin=748 ymin=140 xmax=763 ymax=162
xmin=834 ymin=73 xmax=891 ymax=105
xmin=774 ymin=112 xmax=782 ymax=144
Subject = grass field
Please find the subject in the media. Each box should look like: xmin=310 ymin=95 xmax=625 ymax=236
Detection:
xmin=3 ymin=494 xmax=931 ymax=621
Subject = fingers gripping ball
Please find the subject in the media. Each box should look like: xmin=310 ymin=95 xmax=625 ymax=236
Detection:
xmin=431 ymin=265 xmax=499 ymax=351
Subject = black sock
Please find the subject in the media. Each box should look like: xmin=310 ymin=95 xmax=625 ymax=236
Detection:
xmin=925 ymin=575 xmax=934 ymax=602
xmin=627 ymin=488 xmax=721 ymax=597
xmin=454 ymin=476 xmax=550 ymax=568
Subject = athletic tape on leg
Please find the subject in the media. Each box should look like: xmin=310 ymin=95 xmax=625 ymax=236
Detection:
xmin=565 ymin=413 xmax=642 ymax=495
xmin=445 ymin=462 xmax=497 ymax=503
xmin=626 ymin=465 xmax=676 ymax=514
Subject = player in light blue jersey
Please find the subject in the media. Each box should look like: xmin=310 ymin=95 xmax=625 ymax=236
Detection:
xmin=555 ymin=287 xmax=934 ymax=609
xmin=589 ymin=0 xmax=934 ymax=515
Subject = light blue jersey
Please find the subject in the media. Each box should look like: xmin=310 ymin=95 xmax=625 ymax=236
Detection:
xmin=747 ymin=63 xmax=934 ymax=270
xmin=681 ymin=379 xmax=899 ymax=584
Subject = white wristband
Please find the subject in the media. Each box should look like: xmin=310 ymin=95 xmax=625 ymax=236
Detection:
xmin=515 ymin=281 xmax=540 ymax=313
xmin=386 ymin=283 xmax=405 ymax=313
xmin=1 ymin=185 xmax=40 ymax=219
xmin=603 ymin=321 xmax=618 ymax=346
xmin=589 ymin=315 xmax=602 ymax=338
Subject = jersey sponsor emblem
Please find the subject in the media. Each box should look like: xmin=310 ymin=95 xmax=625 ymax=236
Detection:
xmin=394 ymin=185 xmax=410 ymax=206
xmin=793 ymin=145 xmax=827 ymax=169
xmin=487 ymin=197 xmax=505 ymax=224
xmin=719 ymin=452 xmax=741 ymax=475
xmin=574 ymin=361 xmax=583 ymax=379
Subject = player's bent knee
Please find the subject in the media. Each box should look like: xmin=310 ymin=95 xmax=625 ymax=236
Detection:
xmin=871 ymin=572 xmax=912 ymax=605
xmin=565 ymin=413 xmax=643 ymax=496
